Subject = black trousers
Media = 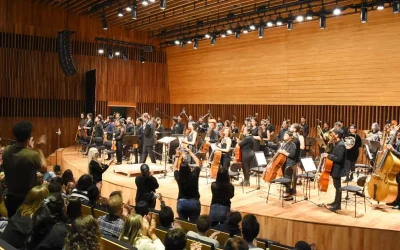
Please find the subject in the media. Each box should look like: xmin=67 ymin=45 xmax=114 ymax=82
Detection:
xmin=220 ymin=154 xmax=231 ymax=170
xmin=5 ymin=194 xmax=25 ymax=218
xmin=395 ymin=173 xmax=400 ymax=204
xmin=140 ymin=145 xmax=156 ymax=163
xmin=242 ymin=151 xmax=254 ymax=182
xmin=155 ymin=143 xmax=163 ymax=161
xmin=333 ymin=177 xmax=342 ymax=206
xmin=283 ymin=164 xmax=297 ymax=195
xmin=116 ymin=140 xmax=123 ymax=163
xmin=346 ymin=160 xmax=357 ymax=180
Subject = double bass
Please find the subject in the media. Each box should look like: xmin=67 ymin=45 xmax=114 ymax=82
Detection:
xmin=368 ymin=125 xmax=400 ymax=203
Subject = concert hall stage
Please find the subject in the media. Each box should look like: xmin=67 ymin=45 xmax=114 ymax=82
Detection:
xmin=60 ymin=146 xmax=399 ymax=250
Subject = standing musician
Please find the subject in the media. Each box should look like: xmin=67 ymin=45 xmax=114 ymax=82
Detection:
xmin=123 ymin=117 xmax=135 ymax=159
xmin=140 ymin=113 xmax=156 ymax=164
xmin=250 ymin=118 xmax=263 ymax=151
xmin=386 ymin=131 xmax=400 ymax=210
xmin=238 ymin=126 xmax=256 ymax=187
xmin=113 ymin=120 xmax=125 ymax=165
xmin=300 ymin=116 xmax=309 ymax=137
xmin=344 ymin=124 xmax=362 ymax=183
xmin=366 ymin=123 xmax=382 ymax=141
xmin=103 ymin=115 xmax=114 ymax=141
xmin=278 ymin=120 xmax=289 ymax=142
xmin=338 ymin=120 xmax=349 ymax=137
xmin=289 ymin=124 xmax=302 ymax=192
xmin=205 ymin=119 xmax=219 ymax=146
xmin=114 ymin=112 xmax=122 ymax=122
xmin=77 ymin=113 xmax=87 ymax=141
xmin=188 ymin=115 xmax=194 ymax=123
xmin=197 ymin=117 xmax=208 ymax=133
xmin=322 ymin=122 xmax=330 ymax=133
xmin=169 ymin=116 xmax=185 ymax=163
xmin=216 ymin=127 xmax=232 ymax=170
xmin=279 ymin=131 xmax=297 ymax=201
xmin=322 ymin=129 xmax=347 ymax=212
xmin=181 ymin=122 xmax=198 ymax=152
xmin=176 ymin=116 xmax=185 ymax=133
xmin=92 ymin=116 xmax=104 ymax=143
xmin=260 ymin=123 xmax=271 ymax=157
xmin=97 ymin=114 xmax=103 ymax=125
xmin=230 ymin=121 xmax=239 ymax=134
xmin=83 ymin=113 xmax=94 ymax=139
xmin=133 ymin=118 xmax=143 ymax=164
xmin=155 ymin=117 xmax=164 ymax=161
xmin=265 ymin=118 xmax=275 ymax=135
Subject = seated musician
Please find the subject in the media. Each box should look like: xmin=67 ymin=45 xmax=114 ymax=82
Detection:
xmin=385 ymin=131 xmax=400 ymax=210
xmin=205 ymin=119 xmax=219 ymax=145
xmin=181 ymin=122 xmax=198 ymax=151
xmin=279 ymin=131 xmax=297 ymax=201
xmin=322 ymin=129 xmax=346 ymax=212
xmin=230 ymin=121 xmax=239 ymax=134
xmin=366 ymin=123 xmax=382 ymax=141
xmin=278 ymin=120 xmax=289 ymax=142
xmin=103 ymin=115 xmax=114 ymax=141
xmin=216 ymin=127 xmax=232 ymax=170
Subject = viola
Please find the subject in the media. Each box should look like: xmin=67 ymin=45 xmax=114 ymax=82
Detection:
xmin=111 ymin=133 xmax=117 ymax=151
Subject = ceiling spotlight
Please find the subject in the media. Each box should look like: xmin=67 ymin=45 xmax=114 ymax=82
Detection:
xmin=187 ymin=38 xmax=192 ymax=44
xmin=101 ymin=14 xmax=108 ymax=30
xmin=132 ymin=4 xmax=137 ymax=19
xmin=287 ymin=13 xmax=293 ymax=30
xmin=394 ymin=0 xmax=400 ymax=14
xmin=160 ymin=0 xmax=166 ymax=10
xmin=333 ymin=7 xmax=341 ymax=15
xmin=193 ymin=38 xmax=199 ymax=49
xmin=140 ymin=50 xmax=145 ymax=63
xmin=361 ymin=2 xmax=368 ymax=23
xmin=249 ymin=23 xmax=256 ymax=30
xmin=296 ymin=14 xmax=304 ymax=22
xmin=205 ymin=33 xmax=211 ymax=39
xmin=115 ymin=50 xmax=120 ymax=56
xmin=276 ymin=15 xmax=283 ymax=26
xmin=126 ymin=1 xmax=132 ymax=12
xmin=142 ymin=0 xmax=149 ymax=6
xmin=306 ymin=9 xmax=313 ymax=20
xmin=377 ymin=0 xmax=385 ymax=10
xmin=319 ymin=14 xmax=326 ymax=29
xmin=243 ymin=26 xmax=249 ymax=34
xmin=107 ymin=47 xmax=113 ymax=59
xmin=227 ymin=27 xmax=233 ymax=35
xmin=118 ymin=7 xmax=123 ymax=17
xmin=266 ymin=19 xmax=274 ymax=27
xmin=149 ymin=0 xmax=156 ymax=3
xmin=174 ymin=39 xmax=180 ymax=45
xmin=211 ymin=35 xmax=216 ymax=46
xmin=98 ymin=45 xmax=104 ymax=54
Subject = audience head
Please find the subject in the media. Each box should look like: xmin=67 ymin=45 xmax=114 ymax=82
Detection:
xmin=216 ymin=167 xmax=230 ymax=184
xmin=48 ymin=177 xmax=62 ymax=193
xmin=18 ymin=185 xmax=49 ymax=217
xmin=224 ymin=238 xmax=249 ymax=250
xmin=140 ymin=164 xmax=150 ymax=178
xmin=293 ymin=241 xmax=312 ymax=250
xmin=196 ymin=215 xmax=212 ymax=234
xmin=106 ymin=191 xmax=123 ymax=216
xmin=13 ymin=121 xmax=33 ymax=143
xmin=159 ymin=205 xmax=174 ymax=229
xmin=119 ymin=214 xmax=143 ymax=245
xmin=165 ymin=228 xmax=187 ymax=250
xmin=226 ymin=211 xmax=242 ymax=227
xmin=62 ymin=169 xmax=74 ymax=186
xmin=64 ymin=215 xmax=101 ymax=250
xmin=76 ymin=174 xmax=93 ymax=191
xmin=135 ymin=201 xmax=149 ymax=217
xmin=53 ymin=165 xmax=62 ymax=176
xmin=242 ymin=214 xmax=260 ymax=243
xmin=67 ymin=196 xmax=82 ymax=221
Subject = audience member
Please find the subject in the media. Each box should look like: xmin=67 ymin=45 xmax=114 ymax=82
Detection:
xmin=66 ymin=196 xmax=82 ymax=224
xmin=210 ymin=168 xmax=234 ymax=224
xmin=213 ymin=211 xmax=242 ymax=237
xmin=241 ymin=214 xmax=262 ymax=250
xmin=25 ymin=192 xmax=68 ymax=250
xmin=47 ymin=177 xmax=62 ymax=193
xmin=164 ymin=228 xmax=186 ymax=250
xmin=88 ymin=147 xmax=111 ymax=191
xmin=174 ymin=149 xmax=202 ymax=222
xmin=70 ymin=174 xmax=99 ymax=206
xmin=293 ymin=241 xmax=312 ymax=250
xmin=98 ymin=191 xmax=125 ymax=238
xmin=0 ymin=185 xmax=49 ymax=249
xmin=135 ymin=164 xmax=159 ymax=209
xmin=224 ymin=238 xmax=249 ymax=250
xmin=119 ymin=214 xmax=165 ymax=250
xmin=43 ymin=165 xmax=62 ymax=183
xmin=2 ymin=121 xmax=47 ymax=217
xmin=64 ymin=215 xmax=101 ymax=250
xmin=187 ymin=215 xmax=220 ymax=249
xmin=61 ymin=169 xmax=75 ymax=197
xmin=158 ymin=204 xmax=175 ymax=231
xmin=135 ymin=200 xmax=150 ymax=217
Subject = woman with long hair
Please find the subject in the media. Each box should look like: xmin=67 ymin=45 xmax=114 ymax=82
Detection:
xmin=119 ymin=214 xmax=164 ymax=249
xmin=64 ymin=215 xmax=101 ymax=250
xmin=88 ymin=147 xmax=112 ymax=191
xmin=0 ymin=185 xmax=49 ymax=249
xmin=216 ymin=127 xmax=232 ymax=170
xmin=135 ymin=164 xmax=159 ymax=209
xmin=182 ymin=122 xmax=198 ymax=152
xmin=66 ymin=196 xmax=82 ymax=224
xmin=174 ymin=149 xmax=201 ymax=222
xmin=209 ymin=168 xmax=234 ymax=224
xmin=250 ymin=118 xmax=263 ymax=151
xmin=25 ymin=192 xmax=68 ymax=250
xmin=61 ymin=169 xmax=75 ymax=197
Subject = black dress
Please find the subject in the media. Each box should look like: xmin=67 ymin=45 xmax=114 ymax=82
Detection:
xmin=239 ymin=135 xmax=256 ymax=182
xmin=155 ymin=125 xmax=164 ymax=161
xmin=219 ymin=139 xmax=231 ymax=170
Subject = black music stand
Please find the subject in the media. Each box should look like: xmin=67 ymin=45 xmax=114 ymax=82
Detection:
xmin=293 ymin=157 xmax=318 ymax=206
xmin=361 ymin=139 xmax=380 ymax=168
xmin=123 ymin=135 xmax=138 ymax=164
xmin=247 ymin=151 xmax=267 ymax=194
xmin=157 ymin=136 xmax=177 ymax=179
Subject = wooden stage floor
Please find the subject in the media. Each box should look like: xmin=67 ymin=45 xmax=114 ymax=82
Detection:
xmin=60 ymin=146 xmax=399 ymax=250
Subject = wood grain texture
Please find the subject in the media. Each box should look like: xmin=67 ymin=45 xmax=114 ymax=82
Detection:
xmin=61 ymin=146 xmax=400 ymax=250
xmin=167 ymin=9 xmax=400 ymax=105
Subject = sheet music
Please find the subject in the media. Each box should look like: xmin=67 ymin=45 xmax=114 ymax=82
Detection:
xmin=255 ymin=151 xmax=267 ymax=166
xmin=210 ymin=143 xmax=217 ymax=151
xmin=300 ymin=157 xmax=317 ymax=172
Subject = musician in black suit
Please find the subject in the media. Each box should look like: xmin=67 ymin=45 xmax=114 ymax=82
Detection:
xmin=197 ymin=117 xmax=208 ymax=133
xmin=343 ymin=124 xmax=362 ymax=183
xmin=322 ymin=129 xmax=347 ymax=212
xmin=278 ymin=120 xmax=289 ymax=141
xmin=300 ymin=116 xmax=309 ymax=137
xmin=140 ymin=113 xmax=156 ymax=164
xmin=133 ymin=118 xmax=143 ymax=164
xmin=386 ymin=131 xmax=400 ymax=209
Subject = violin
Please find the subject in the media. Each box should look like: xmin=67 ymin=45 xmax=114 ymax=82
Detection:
xmin=111 ymin=133 xmax=117 ymax=151
xmin=200 ymin=127 xmax=212 ymax=153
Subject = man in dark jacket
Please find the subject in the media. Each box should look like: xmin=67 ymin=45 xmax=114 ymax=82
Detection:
xmin=140 ymin=113 xmax=156 ymax=163
xmin=322 ymin=129 xmax=347 ymax=212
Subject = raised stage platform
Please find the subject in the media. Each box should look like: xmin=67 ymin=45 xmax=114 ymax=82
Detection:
xmin=60 ymin=146 xmax=399 ymax=250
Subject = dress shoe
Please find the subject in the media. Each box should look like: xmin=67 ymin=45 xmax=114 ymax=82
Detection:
xmin=328 ymin=205 xmax=341 ymax=212
xmin=283 ymin=193 xmax=291 ymax=198
xmin=244 ymin=181 xmax=250 ymax=187
xmin=327 ymin=202 xmax=337 ymax=207
xmin=392 ymin=205 xmax=400 ymax=210
xmin=284 ymin=196 xmax=293 ymax=201
xmin=386 ymin=202 xmax=398 ymax=206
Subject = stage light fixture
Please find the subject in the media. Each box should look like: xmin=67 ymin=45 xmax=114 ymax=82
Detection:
xmin=296 ymin=14 xmax=304 ymax=22
xmin=115 ymin=49 xmax=121 ymax=56
xmin=333 ymin=7 xmax=341 ymax=15
xmin=174 ymin=39 xmax=180 ymax=45
xmin=306 ymin=9 xmax=313 ymax=20
xmin=276 ymin=15 xmax=283 ymax=26
xmin=126 ymin=1 xmax=132 ymax=11
xmin=249 ymin=23 xmax=256 ymax=30
xmin=193 ymin=38 xmax=199 ymax=49
xmin=107 ymin=47 xmax=113 ymax=59
xmin=187 ymin=38 xmax=192 ymax=44
xmin=205 ymin=32 xmax=211 ymax=39
xmin=160 ymin=0 xmax=166 ymax=10
xmin=118 ymin=7 xmax=123 ymax=17
xmin=243 ymin=26 xmax=249 ymax=34
xmin=142 ymin=0 xmax=149 ymax=6
xmin=211 ymin=35 xmax=216 ymax=46
xmin=227 ymin=27 xmax=233 ymax=35
xmin=149 ymin=0 xmax=155 ymax=2
xmin=361 ymin=2 xmax=368 ymax=23
xmin=319 ymin=14 xmax=326 ymax=29
xmin=394 ymin=0 xmax=400 ymax=14
xmin=221 ymin=30 xmax=227 ymax=37
xmin=101 ymin=14 xmax=108 ymax=30
xmin=140 ymin=50 xmax=145 ymax=63
xmin=132 ymin=4 xmax=137 ymax=19
xmin=266 ymin=19 xmax=274 ymax=27
xmin=98 ymin=44 xmax=104 ymax=54
xmin=287 ymin=13 xmax=293 ymax=30
xmin=377 ymin=0 xmax=385 ymax=10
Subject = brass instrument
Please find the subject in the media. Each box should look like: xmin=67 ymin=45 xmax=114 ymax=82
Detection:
xmin=344 ymin=136 xmax=356 ymax=149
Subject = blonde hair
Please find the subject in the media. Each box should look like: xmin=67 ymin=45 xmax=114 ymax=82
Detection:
xmin=88 ymin=148 xmax=99 ymax=172
xmin=119 ymin=214 xmax=143 ymax=246
xmin=107 ymin=193 xmax=123 ymax=215
xmin=18 ymin=185 xmax=49 ymax=217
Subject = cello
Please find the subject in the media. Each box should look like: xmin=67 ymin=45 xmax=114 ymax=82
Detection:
xmin=210 ymin=149 xmax=221 ymax=178
xmin=262 ymin=137 xmax=293 ymax=182
xmin=367 ymin=125 xmax=400 ymax=203
xmin=317 ymin=156 xmax=333 ymax=192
